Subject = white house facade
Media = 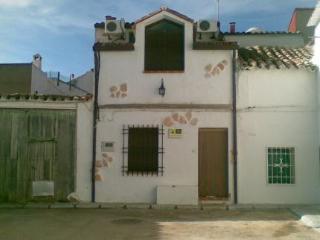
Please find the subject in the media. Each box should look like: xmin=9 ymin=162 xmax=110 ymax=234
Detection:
xmin=90 ymin=8 xmax=320 ymax=205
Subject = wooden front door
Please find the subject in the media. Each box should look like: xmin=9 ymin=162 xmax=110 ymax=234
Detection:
xmin=198 ymin=128 xmax=228 ymax=199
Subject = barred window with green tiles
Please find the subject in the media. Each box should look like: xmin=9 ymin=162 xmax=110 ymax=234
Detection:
xmin=267 ymin=147 xmax=295 ymax=184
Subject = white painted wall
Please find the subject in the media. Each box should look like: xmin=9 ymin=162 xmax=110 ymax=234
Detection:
xmin=72 ymin=70 xmax=94 ymax=94
xmin=95 ymin=109 xmax=233 ymax=204
xmin=98 ymin=11 xmax=233 ymax=106
xmin=237 ymin=69 xmax=320 ymax=204
xmin=313 ymin=23 xmax=320 ymax=67
xmin=31 ymin=65 xmax=90 ymax=96
xmin=224 ymin=34 xmax=305 ymax=47
xmin=313 ymin=23 xmax=320 ymax=177
xmin=96 ymin=11 xmax=235 ymax=204
xmin=75 ymin=101 xmax=93 ymax=202
xmin=96 ymin=9 xmax=319 ymax=204
xmin=31 ymin=65 xmax=48 ymax=94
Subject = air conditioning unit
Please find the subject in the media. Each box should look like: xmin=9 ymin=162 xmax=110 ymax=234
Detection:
xmin=197 ymin=20 xmax=218 ymax=33
xmin=105 ymin=19 xmax=125 ymax=34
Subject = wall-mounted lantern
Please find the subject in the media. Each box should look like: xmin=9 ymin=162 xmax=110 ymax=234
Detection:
xmin=159 ymin=78 xmax=166 ymax=97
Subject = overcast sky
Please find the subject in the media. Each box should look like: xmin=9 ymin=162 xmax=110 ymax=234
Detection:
xmin=0 ymin=0 xmax=317 ymax=77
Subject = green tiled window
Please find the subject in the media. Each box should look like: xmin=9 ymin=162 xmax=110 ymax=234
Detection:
xmin=267 ymin=147 xmax=295 ymax=184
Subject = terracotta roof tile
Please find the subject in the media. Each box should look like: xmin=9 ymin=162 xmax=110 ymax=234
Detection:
xmin=238 ymin=46 xmax=316 ymax=71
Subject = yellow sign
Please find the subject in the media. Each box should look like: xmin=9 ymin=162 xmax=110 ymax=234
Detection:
xmin=168 ymin=128 xmax=183 ymax=138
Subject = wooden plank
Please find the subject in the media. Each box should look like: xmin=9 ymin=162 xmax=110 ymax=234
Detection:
xmin=199 ymin=128 xmax=228 ymax=199
xmin=55 ymin=111 xmax=76 ymax=201
xmin=0 ymin=109 xmax=76 ymax=202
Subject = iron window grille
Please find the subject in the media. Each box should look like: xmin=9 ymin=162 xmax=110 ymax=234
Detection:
xmin=122 ymin=125 xmax=164 ymax=176
xmin=267 ymin=147 xmax=295 ymax=184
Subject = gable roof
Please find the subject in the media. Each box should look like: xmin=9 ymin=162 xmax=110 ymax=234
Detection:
xmin=239 ymin=46 xmax=316 ymax=71
xmin=135 ymin=7 xmax=194 ymax=25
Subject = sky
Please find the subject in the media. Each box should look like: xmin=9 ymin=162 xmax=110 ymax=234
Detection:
xmin=0 ymin=0 xmax=317 ymax=78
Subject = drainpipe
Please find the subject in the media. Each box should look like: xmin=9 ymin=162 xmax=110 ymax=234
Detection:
xmin=92 ymin=46 xmax=101 ymax=203
xmin=232 ymin=49 xmax=238 ymax=204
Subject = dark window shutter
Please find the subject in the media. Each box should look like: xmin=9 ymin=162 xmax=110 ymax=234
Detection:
xmin=128 ymin=128 xmax=158 ymax=173
xmin=145 ymin=19 xmax=184 ymax=71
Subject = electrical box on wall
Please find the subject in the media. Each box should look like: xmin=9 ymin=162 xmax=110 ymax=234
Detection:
xmin=101 ymin=142 xmax=115 ymax=152
xmin=168 ymin=128 xmax=183 ymax=138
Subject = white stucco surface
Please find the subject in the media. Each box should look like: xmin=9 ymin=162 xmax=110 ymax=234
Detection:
xmin=237 ymin=69 xmax=320 ymax=204
xmin=95 ymin=109 xmax=233 ymax=204
xmin=156 ymin=185 xmax=198 ymax=205
xmin=224 ymin=34 xmax=304 ymax=47
xmin=98 ymin=11 xmax=233 ymax=106
xmin=31 ymin=65 xmax=90 ymax=96
xmin=95 ymin=11 xmax=235 ymax=204
xmin=75 ymin=101 xmax=93 ymax=202
xmin=94 ymin=9 xmax=319 ymax=205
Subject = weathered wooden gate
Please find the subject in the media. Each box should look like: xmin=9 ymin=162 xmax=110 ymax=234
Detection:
xmin=0 ymin=109 xmax=76 ymax=202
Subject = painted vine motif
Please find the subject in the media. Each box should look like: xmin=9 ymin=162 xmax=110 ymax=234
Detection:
xmin=205 ymin=60 xmax=228 ymax=78
xmin=162 ymin=111 xmax=198 ymax=127
xmin=110 ymin=83 xmax=127 ymax=98
xmin=95 ymin=153 xmax=113 ymax=182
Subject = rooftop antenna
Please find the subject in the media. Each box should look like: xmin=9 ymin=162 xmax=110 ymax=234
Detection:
xmin=217 ymin=0 xmax=220 ymax=21
xmin=217 ymin=0 xmax=221 ymax=32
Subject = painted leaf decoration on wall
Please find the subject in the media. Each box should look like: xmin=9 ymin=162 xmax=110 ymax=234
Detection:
xmin=204 ymin=60 xmax=228 ymax=78
xmin=162 ymin=112 xmax=198 ymax=127
xmin=110 ymin=83 xmax=128 ymax=98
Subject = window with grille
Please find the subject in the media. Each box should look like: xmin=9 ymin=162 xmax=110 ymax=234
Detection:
xmin=145 ymin=19 xmax=184 ymax=71
xmin=122 ymin=125 xmax=164 ymax=176
xmin=267 ymin=147 xmax=295 ymax=184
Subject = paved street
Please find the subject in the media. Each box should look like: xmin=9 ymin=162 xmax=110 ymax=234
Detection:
xmin=0 ymin=208 xmax=319 ymax=240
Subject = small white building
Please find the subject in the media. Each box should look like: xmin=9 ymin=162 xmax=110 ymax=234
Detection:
xmin=237 ymin=46 xmax=319 ymax=204
xmin=90 ymin=8 xmax=320 ymax=205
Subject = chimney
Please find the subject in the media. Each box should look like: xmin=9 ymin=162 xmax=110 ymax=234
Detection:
xmin=32 ymin=54 xmax=42 ymax=70
xmin=229 ymin=22 xmax=236 ymax=33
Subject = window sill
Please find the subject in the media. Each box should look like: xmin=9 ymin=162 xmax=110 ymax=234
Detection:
xmin=143 ymin=70 xmax=185 ymax=74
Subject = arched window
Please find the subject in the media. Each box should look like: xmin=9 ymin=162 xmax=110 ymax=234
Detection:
xmin=145 ymin=19 xmax=184 ymax=71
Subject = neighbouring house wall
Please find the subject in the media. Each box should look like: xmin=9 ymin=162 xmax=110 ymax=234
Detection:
xmin=224 ymin=34 xmax=305 ymax=47
xmin=0 ymin=99 xmax=93 ymax=202
xmin=95 ymin=109 xmax=233 ymax=203
xmin=314 ymin=23 xmax=320 ymax=167
xmin=76 ymin=101 xmax=93 ymax=202
xmin=71 ymin=70 xmax=94 ymax=94
xmin=31 ymin=64 xmax=48 ymax=94
xmin=237 ymin=69 xmax=320 ymax=204
xmin=0 ymin=64 xmax=32 ymax=94
xmin=313 ymin=23 xmax=320 ymax=67
xmin=31 ymin=65 xmax=90 ymax=96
